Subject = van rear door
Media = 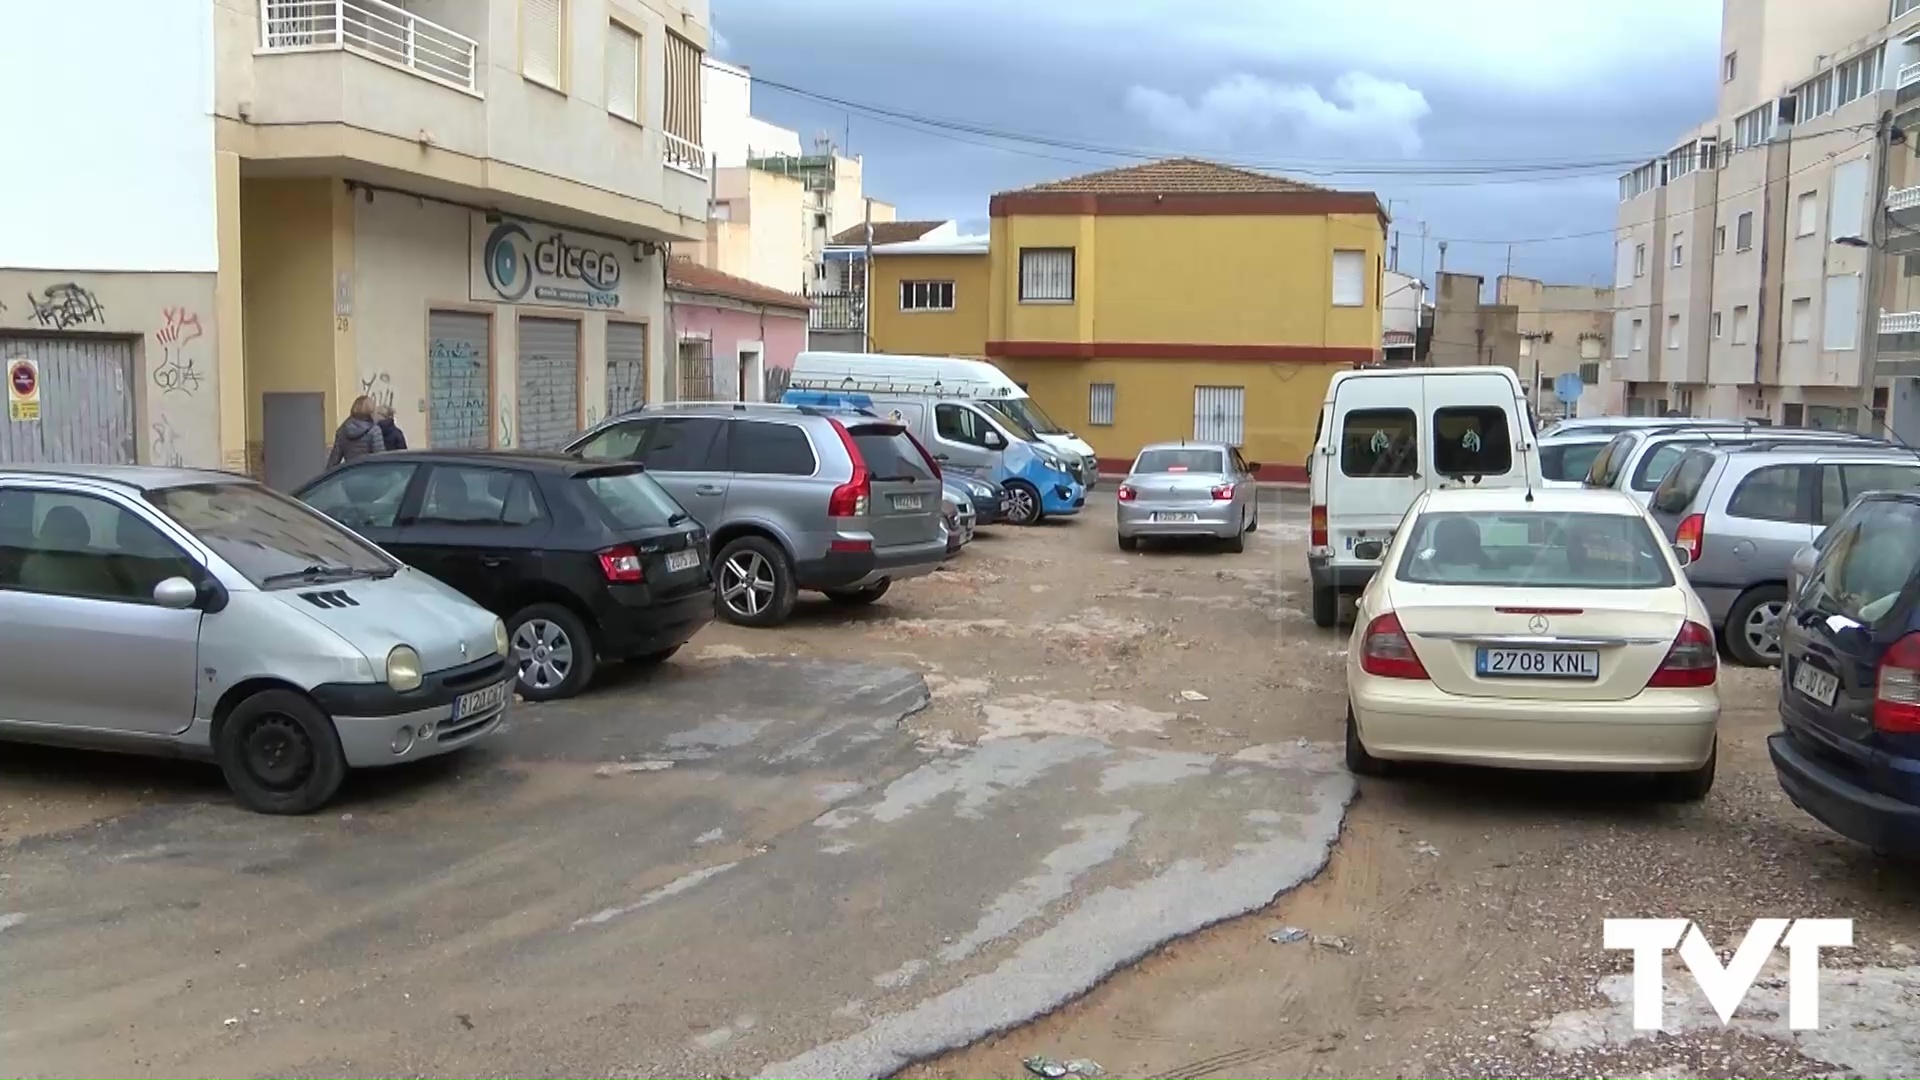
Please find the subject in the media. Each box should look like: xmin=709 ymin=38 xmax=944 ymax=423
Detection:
xmin=1423 ymin=372 xmax=1524 ymax=490
xmin=1326 ymin=377 xmax=1425 ymax=561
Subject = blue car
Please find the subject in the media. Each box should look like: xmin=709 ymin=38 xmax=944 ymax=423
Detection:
xmin=1771 ymin=490 xmax=1920 ymax=857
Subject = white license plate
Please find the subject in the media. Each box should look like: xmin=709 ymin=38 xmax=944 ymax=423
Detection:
xmin=1792 ymin=661 xmax=1840 ymax=707
xmin=1476 ymin=648 xmax=1600 ymax=679
xmin=892 ymin=494 xmax=924 ymax=511
xmin=454 ymin=679 xmax=511 ymax=720
xmin=665 ymin=549 xmax=699 ymax=573
xmin=1151 ymin=512 xmax=1199 ymax=523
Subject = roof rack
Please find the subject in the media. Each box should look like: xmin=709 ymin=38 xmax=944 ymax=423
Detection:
xmin=787 ymin=375 xmax=1014 ymax=399
xmin=1682 ymin=426 xmax=1885 ymax=446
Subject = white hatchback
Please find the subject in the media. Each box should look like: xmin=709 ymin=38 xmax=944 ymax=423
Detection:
xmin=1344 ymin=486 xmax=1721 ymax=800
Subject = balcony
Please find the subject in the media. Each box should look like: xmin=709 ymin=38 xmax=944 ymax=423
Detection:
xmin=258 ymin=0 xmax=480 ymax=95
xmin=810 ymin=294 xmax=865 ymax=332
xmin=1880 ymin=310 xmax=1920 ymax=374
xmin=663 ymin=131 xmax=711 ymax=181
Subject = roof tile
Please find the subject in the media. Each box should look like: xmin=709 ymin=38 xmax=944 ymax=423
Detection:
xmin=828 ymin=219 xmax=952 ymax=246
xmin=1004 ymin=158 xmax=1332 ymax=195
xmin=666 ymin=258 xmax=811 ymax=311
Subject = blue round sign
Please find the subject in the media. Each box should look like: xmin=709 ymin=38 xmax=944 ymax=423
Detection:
xmin=1553 ymin=372 xmax=1585 ymax=404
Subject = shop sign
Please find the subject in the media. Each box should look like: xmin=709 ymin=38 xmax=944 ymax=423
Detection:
xmin=471 ymin=215 xmax=630 ymax=310
xmin=8 ymin=357 xmax=40 ymax=422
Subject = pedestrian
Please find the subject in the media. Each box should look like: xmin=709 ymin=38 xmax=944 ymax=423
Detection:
xmin=376 ymin=403 xmax=408 ymax=451
xmin=327 ymin=395 xmax=386 ymax=468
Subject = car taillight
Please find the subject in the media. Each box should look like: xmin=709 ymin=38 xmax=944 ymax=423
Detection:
xmin=1675 ymin=513 xmax=1705 ymax=564
xmin=1117 ymin=485 xmax=1136 ymax=502
xmin=1874 ymin=632 xmax=1920 ymax=732
xmin=597 ymin=544 xmax=644 ymax=583
xmin=902 ymin=428 xmax=941 ymax=483
xmin=827 ymin=418 xmax=871 ymax=518
xmin=1647 ymin=620 xmax=1717 ymax=688
xmin=1310 ymin=505 xmax=1328 ymax=547
xmin=1210 ymin=483 xmax=1235 ymax=501
xmin=1360 ymin=613 xmax=1429 ymax=680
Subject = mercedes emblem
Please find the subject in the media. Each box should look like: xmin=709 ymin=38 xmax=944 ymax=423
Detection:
xmin=1528 ymin=614 xmax=1550 ymax=635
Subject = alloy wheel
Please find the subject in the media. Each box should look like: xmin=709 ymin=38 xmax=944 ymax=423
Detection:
xmin=1008 ymin=486 xmax=1037 ymax=524
xmin=721 ymin=550 xmax=777 ymax=618
xmin=1744 ymin=600 xmax=1785 ymax=661
xmin=512 ymin=618 xmax=576 ymax=693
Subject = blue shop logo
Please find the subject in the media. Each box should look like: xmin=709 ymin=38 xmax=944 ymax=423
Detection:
xmin=484 ymin=221 xmax=534 ymax=302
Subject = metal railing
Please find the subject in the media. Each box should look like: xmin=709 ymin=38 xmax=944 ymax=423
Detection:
xmin=259 ymin=0 xmax=480 ymax=94
xmin=1890 ymin=186 xmax=1920 ymax=213
xmin=809 ymin=294 xmax=864 ymax=331
xmin=1898 ymin=0 xmax=1920 ymax=20
xmin=1900 ymin=60 xmax=1920 ymax=89
xmin=1881 ymin=311 xmax=1920 ymax=334
xmin=662 ymin=131 xmax=711 ymax=180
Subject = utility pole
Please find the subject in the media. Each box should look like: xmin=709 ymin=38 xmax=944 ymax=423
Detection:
xmin=1504 ymin=244 xmax=1514 ymax=286
xmin=861 ymin=196 xmax=874 ymax=353
xmin=1858 ymin=109 xmax=1894 ymax=432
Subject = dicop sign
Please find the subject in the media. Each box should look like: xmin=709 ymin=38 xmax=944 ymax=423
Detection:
xmin=471 ymin=215 xmax=627 ymax=310
xmin=1604 ymin=918 xmax=1852 ymax=1030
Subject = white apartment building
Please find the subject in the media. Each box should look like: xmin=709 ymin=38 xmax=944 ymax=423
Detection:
xmin=3 ymin=0 xmax=709 ymax=484
xmin=1613 ymin=0 xmax=1920 ymax=432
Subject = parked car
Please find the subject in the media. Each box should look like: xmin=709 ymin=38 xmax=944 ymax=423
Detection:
xmin=296 ymin=451 xmax=713 ymax=701
xmin=940 ymin=484 xmax=973 ymax=556
xmin=0 ymin=464 xmax=510 ymax=814
xmin=1647 ymin=443 xmax=1920 ymax=667
xmin=1583 ymin=425 xmax=1888 ymax=507
xmin=1345 ymin=485 xmax=1719 ymax=800
xmin=566 ymin=402 xmax=947 ymax=627
xmin=1772 ymin=489 xmax=1920 ymax=857
xmin=1116 ymin=441 xmax=1259 ymax=552
xmin=949 ymin=473 xmax=1010 ymax=526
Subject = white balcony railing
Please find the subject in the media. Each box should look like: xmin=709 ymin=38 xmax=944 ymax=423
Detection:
xmin=1900 ymin=60 xmax=1920 ymax=90
xmin=1890 ymin=186 xmax=1920 ymax=214
xmin=259 ymin=0 xmax=480 ymax=95
xmin=663 ymin=131 xmax=711 ymax=181
xmin=1881 ymin=311 xmax=1920 ymax=334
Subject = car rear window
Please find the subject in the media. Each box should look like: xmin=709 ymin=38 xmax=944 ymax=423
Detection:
xmin=1539 ymin=440 xmax=1606 ymax=483
xmin=1432 ymin=407 xmax=1513 ymax=477
xmin=1589 ymin=433 xmax=1637 ymax=487
xmin=1650 ymin=450 xmax=1716 ymax=514
xmin=1135 ymin=448 xmax=1225 ymax=474
xmin=1394 ymin=510 xmax=1674 ymax=589
xmin=1808 ymin=499 xmax=1920 ymax=624
xmin=1341 ymin=408 xmax=1418 ymax=478
xmin=582 ymin=470 xmax=686 ymax=529
xmin=1631 ymin=440 xmax=1701 ymax=491
xmin=849 ymin=424 xmax=933 ymax=482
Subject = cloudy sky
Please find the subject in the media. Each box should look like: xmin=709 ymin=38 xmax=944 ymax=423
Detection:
xmin=712 ymin=0 xmax=1723 ymax=294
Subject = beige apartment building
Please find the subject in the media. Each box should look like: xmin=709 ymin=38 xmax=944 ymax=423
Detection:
xmin=1612 ymin=0 xmax=1920 ymax=430
xmin=2 ymin=0 xmax=709 ymax=484
xmin=1428 ymin=272 xmax=1614 ymax=419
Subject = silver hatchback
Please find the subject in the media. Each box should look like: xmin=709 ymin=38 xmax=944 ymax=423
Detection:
xmin=1116 ymin=441 xmax=1260 ymax=552
xmin=0 ymin=465 xmax=511 ymax=814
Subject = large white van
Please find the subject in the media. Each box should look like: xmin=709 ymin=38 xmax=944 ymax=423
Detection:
xmin=1307 ymin=366 xmax=1542 ymax=627
xmin=790 ymin=352 xmax=1100 ymax=486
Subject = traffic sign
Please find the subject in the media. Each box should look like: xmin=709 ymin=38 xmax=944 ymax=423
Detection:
xmin=7 ymin=357 xmax=39 ymax=422
xmin=1553 ymin=372 xmax=1585 ymax=405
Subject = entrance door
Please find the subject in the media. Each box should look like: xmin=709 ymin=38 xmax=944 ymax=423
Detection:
xmin=516 ymin=316 xmax=580 ymax=451
xmin=0 ymin=336 xmax=136 ymax=464
xmin=262 ymin=392 xmax=326 ymax=490
xmin=738 ymin=344 xmax=765 ymax=403
xmin=427 ymin=310 xmax=491 ymax=449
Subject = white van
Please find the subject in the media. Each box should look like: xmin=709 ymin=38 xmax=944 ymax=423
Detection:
xmin=1307 ymin=366 xmax=1542 ymax=627
xmin=791 ymin=352 xmax=1100 ymax=486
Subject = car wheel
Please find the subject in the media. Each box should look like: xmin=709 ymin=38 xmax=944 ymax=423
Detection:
xmin=1003 ymin=481 xmax=1043 ymax=526
xmin=216 ymin=689 xmax=348 ymax=815
xmin=1726 ymin=586 xmax=1788 ymax=668
xmin=1311 ymin=584 xmax=1339 ymax=629
xmin=825 ymin=581 xmax=891 ymax=606
xmin=1223 ymin=526 xmax=1246 ymax=553
xmin=1247 ymin=504 xmax=1259 ymax=533
xmin=508 ymin=603 xmax=597 ymax=701
xmin=1653 ymin=740 xmax=1716 ymax=803
xmin=1345 ymin=707 xmax=1390 ymax=777
xmin=1118 ymin=533 xmax=1139 ymax=552
xmin=629 ymin=644 xmax=681 ymax=666
xmin=715 ymin=535 xmax=797 ymax=627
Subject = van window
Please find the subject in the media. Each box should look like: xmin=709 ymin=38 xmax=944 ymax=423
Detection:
xmin=1340 ymin=409 xmax=1418 ymax=478
xmin=1432 ymin=407 xmax=1513 ymax=477
xmin=935 ymin=404 xmax=995 ymax=448
xmin=1651 ymin=450 xmax=1715 ymax=514
xmin=1727 ymin=464 xmax=1811 ymax=523
xmin=1807 ymin=499 xmax=1920 ymax=624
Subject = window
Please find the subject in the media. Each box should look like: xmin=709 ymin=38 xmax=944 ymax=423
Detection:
xmin=573 ymin=419 xmax=648 ymax=461
xmin=1590 ymin=433 xmax=1637 ymax=487
xmin=1797 ymin=191 xmax=1819 ymax=236
xmin=418 ymin=467 xmax=545 ymax=527
xmin=1088 ymin=382 xmax=1115 ymax=426
xmin=1667 ymin=314 xmax=1682 ymax=349
xmin=1671 ymin=234 xmax=1685 ymax=267
xmin=584 ymin=471 xmax=685 ymax=530
xmin=1830 ymin=158 xmax=1870 ymax=243
xmin=1136 ymin=448 xmax=1227 ymax=474
xmin=1332 ymin=249 xmax=1366 ymax=306
xmin=727 ymin=420 xmax=817 ymax=476
xmin=1784 ymin=403 xmax=1806 ymax=426
xmin=1736 ymin=211 xmax=1754 ymax=251
xmin=1432 ymin=406 xmax=1513 ymax=478
xmin=1614 ymin=240 xmax=1635 ymax=288
xmin=1580 ymin=336 xmax=1602 ymax=360
xmin=1808 ymin=404 xmax=1861 ymax=431
xmin=1824 ymin=273 xmax=1862 ymax=350
xmin=1519 ymin=336 xmax=1533 ymax=358
xmin=1579 ymin=361 xmax=1601 ymax=384
xmin=1724 ymin=52 xmax=1737 ymax=83
xmin=1809 ymin=499 xmax=1920 ymax=625
xmin=1619 ymin=161 xmax=1662 ymax=202
xmin=1652 ymin=451 xmax=1716 ymax=514
xmin=1711 ymin=311 xmax=1723 ymax=338
xmin=1394 ymin=510 xmax=1674 ymax=590
xmin=1631 ymin=318 xmax=1647 ymax=352
xmin=1340 ymin=408 xmax=1418 ymax=478
xmin=0 ymin=489 xmax=196 ymax=602
xmin=935 ymin=403 xmax=994 ymax=446
xmin=521 ymin=0 xmax=564 ymax=90
xmin=605 ymin=20 xmax=640 ymax=122
xmin=300 ymin=462 xmax=420 ymax=531
xmin=1732 ymin=305 xmax=1752 ymax=345
xmin=641 ymin=417 xmax=727 ymax=472
xmin=662 ymin=31 xmax=703 ymax=151
xmin=1905 ymin=254 xmax=1920 ymax=278
xmin=1193 ymin=386 xmax=1246 ymax=446
xmin=849 ymin=423 xmax=936 ymax=481
xmin=1019 ymin=248 xmax=1074 ymax=302
xmin=1613 ymin=311 xmax=1632 ymax=359
xmin=1728 ymin=465 xmax=1811 ymax=522
xmin=1633 ymin=441 xmax=1699 ymax=491
xmin=1634 ymin=244 xmax=1647 ymax=277
xmin=1540 ymin=439 xmax=1607 ymax=483
xmin=1734 ymin=105 xmax=1773 ymax=151
xmin=899 ymin=280 xmax=955 ymax=312
xmin=1716 ymin=226 xmax=1727 ymax=253
xmin=1789 ymin=297 xmax=1813 ymax=343
xmin=146 ymin=483 xmax=391 ymax=589
xmin=1823 ymin=463 xmax=1920 ymax=523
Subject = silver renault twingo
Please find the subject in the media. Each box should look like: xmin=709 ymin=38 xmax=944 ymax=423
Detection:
xmin=0 ymin=464 xmax=511 ymax=814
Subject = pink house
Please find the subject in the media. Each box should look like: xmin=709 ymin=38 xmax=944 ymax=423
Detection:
xmin=666 ymin=259 xmax=810 ymax=402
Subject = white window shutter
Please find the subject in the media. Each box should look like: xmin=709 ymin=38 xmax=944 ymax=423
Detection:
xmin=606 ymin=22 xmax=639 ymax=120
xmin=1331 ymin=250 xmax=1364 ymax=306
xmin=1612 ymin=311 xmax=1632 ymax=359
xmin=523 ymin=0 xmax=563 ymax=87
xmin=1829 ymin=158 xmax=1869 ymax=243
xmin=1823 ymin=273 xmax=1861 ymax=350
xmin=1614 ymin=240 xmax=1634 ymax=289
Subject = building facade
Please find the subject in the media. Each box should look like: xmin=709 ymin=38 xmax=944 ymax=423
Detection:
xmin=2 ymin=0 xmax=709 ymax=486
xmin=865 ymin=233 xmax=993 ymax=358
xmin=816 ymin=220 xmax=956 ymax=351
xmin=665 ymin=259 xmax=810 ymax=404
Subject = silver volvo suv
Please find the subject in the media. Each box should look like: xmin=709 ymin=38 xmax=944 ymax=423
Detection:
xmin=567 ymin=403 xmax=948 ymax=627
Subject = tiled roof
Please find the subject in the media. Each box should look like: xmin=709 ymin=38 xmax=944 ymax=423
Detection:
xmin=829 ymin=220 xmax=951 ymax=246
xmin=1004 ymin=158 xmax=1332 ymax=195
xmin=666 ymin=258 xmax=811 ymax=311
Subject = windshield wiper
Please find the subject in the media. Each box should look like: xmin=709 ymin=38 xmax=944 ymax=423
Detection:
xmin=261 ymin=565 xmax=377 ymax=587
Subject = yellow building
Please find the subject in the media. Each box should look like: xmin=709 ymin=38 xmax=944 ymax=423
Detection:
xmin=869 ymin=159 xmax=1385 ymax=480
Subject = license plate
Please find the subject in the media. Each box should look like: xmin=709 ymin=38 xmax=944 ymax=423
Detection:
xmin=1475 ymin=648 xmax=1600 ymax=679
xmin=1792 ymin=661 xmax=1840 ymax=707
xmin=666 ymin=549 xmax=699 ymax=573
xmin=892 ymin=494 xmax=924 ymax=511
xmin=454 ymin=679 xmax=511 ymax=720
xmin=1151 ymin=512 xmax=1199 ymax=523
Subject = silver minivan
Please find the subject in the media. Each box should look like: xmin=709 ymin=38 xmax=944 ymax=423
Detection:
xmin=1584 ymin=425 xmax=1889 ymax=507
xmin=0 ymin=465 xmax=511 ymax=814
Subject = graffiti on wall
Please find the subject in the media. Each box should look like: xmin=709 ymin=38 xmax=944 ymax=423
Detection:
xmin=151 ymin=417 xmax=186 ymax=468
xmin=360 ymin=371 xmax=395 ymax=411
xmin=152 ymin=307 xmax=205 ymax=396
xmin=498 ymin=404 xmax=514 ymax=448
xmin=764 ymin=364 xmax=792 ymax=403
xmin=24 ymin=283 xmax=107 ymax=330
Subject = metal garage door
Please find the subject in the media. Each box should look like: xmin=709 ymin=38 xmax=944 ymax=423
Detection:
xmin=605 ymin=320 xmax=647 ymax=418
xmin=1193 ymin=385 xmax=1246 ymax=446
xmin=517 ymin=317 xmax=580 ymax=450
xmin=0 ymin=336 xmax=136 ymax=464
xmin=426 ymin=310 xmax=491 ymax=449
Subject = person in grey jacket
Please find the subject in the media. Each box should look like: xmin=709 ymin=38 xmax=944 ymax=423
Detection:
xmin=327 ymin=395 xmax=386 ymax=468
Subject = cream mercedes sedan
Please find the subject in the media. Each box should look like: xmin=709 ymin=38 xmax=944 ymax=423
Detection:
xmin=1344 ymin=486 xmax=1721 ymax=800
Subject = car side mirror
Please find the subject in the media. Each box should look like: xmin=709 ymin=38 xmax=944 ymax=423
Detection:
xmin=983 ymin=431 xmax=1004 ymax=449
xmin=153 ymin=576 xmax=200 ymax=610
xmin=1671 ymin=544 xmax=1693 ymax=568
xmin=1246 ymin=461 xmax=1262 ymax=473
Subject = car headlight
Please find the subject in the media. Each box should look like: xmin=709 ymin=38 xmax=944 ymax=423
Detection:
xmin=493 ymin=617 xmax=509 ymax=657
xmin=386 ymin=645 xmax=423 ymax=692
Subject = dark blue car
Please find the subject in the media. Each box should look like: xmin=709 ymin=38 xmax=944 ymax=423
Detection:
xmin=1771 ymin=490 xmax=1920 ymax=857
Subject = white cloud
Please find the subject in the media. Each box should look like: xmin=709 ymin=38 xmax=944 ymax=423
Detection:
xmin=1126 ymin=72 xmax=1432 ymax=155
xmin=712 ymin=26 xmax=733 ymax=58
